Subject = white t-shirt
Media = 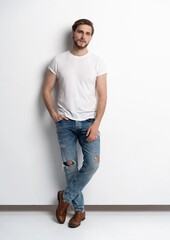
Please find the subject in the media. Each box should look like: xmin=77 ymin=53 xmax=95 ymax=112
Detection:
xmin=48 ymin=50 xmax=107 ymax=120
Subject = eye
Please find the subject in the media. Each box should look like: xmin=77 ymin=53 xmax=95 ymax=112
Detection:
xmin=77 ymin=30 xmax=83 ymax=34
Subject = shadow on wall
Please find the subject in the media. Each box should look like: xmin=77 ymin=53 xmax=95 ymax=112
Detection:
xmin=36 ymin=30 xmax=77 ymax=205
xmin=62 ymin=30 xmax=72 ymax=52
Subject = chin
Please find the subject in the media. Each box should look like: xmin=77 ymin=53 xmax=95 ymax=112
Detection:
xmin=76 ymin=42 xmax=88 ymax=49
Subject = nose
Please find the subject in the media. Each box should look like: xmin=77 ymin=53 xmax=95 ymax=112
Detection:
xmin=81 ymin=32 xmax=85 ymax=39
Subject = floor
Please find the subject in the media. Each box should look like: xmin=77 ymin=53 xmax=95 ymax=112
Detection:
xmin=0 ymin=207 xmax=170 ymax=240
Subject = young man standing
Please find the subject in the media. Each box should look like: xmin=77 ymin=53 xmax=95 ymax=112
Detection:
xmin=43 ymin=19 xmax=107 ymax=228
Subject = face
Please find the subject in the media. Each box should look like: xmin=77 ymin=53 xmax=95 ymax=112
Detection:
xmin=72 ymin=24 xmax=93 ymax=49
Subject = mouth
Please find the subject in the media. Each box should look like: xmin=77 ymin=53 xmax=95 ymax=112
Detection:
xmin=79 ymin=40 xmax=86 ymax=43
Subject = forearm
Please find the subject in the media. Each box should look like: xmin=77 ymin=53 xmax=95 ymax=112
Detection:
xmin=94 ymin=95 xmax=107 ymax=127
xmin=86 ymin=95 xmax=107 ymax=142
xmin=93 ymin=73 xmax=107 ymax=128
xmin=42 ymin=70 xmax=58 ymax=118
xmin=43 ymin=88 xmax=68 ymax=122
xmin=43 ymin=90 xmax=56 ymax=117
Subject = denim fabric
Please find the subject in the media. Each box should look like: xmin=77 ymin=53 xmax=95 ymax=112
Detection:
xmin=55 ymin=119 xmax=100 ymax=211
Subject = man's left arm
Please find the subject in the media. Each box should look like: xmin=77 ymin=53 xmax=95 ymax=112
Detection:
xmin=86 ymin=73 xmax=107 ymax=142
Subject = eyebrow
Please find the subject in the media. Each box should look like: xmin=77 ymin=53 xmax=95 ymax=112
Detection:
xmin=76 ymin=29 xmax=92 ymax=35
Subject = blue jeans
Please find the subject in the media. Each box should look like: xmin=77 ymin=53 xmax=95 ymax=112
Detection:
xmin=55 ymin=119 xmax=100 ymax=211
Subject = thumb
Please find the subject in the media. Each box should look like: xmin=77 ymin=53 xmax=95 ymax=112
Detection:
xmin=86 ymin=128 xmax=91 ymax=136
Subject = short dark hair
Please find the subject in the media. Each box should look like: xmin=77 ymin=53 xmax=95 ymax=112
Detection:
xmin=72 ymin=19 xmax=94 ymax=35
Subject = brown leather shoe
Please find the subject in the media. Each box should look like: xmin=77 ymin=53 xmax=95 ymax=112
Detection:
xmin=68 ymin=211 xmax=85 ymax=228
xmin=56 ymin=191 xmax=69 ymax=224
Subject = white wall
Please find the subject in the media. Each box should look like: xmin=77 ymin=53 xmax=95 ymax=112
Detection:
xmin=0 ymin=0 xmax=170 ymax=205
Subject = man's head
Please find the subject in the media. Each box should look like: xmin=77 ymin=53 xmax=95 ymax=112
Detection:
xmin=71 ymin=19 xmax=94 ymax=49
xmin=72 ymin=19 xmax=94 ymax=36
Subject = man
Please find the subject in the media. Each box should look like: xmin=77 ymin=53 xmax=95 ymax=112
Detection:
xmin=43 ymin=19 xmax=107 ymax=228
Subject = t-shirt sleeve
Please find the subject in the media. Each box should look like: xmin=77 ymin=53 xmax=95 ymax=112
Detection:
xmin=48 ymin=57 xmax=58 ymax=75
xmin=96 ymin=57 xmax=107 ymax=76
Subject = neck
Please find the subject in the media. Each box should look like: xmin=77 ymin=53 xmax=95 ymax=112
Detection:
xmin=69 ymin=46 xmax=88 ymax=56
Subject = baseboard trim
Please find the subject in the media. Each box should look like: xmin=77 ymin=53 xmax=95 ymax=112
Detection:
xmin=0 ymin=205 xmax=170 ymax=211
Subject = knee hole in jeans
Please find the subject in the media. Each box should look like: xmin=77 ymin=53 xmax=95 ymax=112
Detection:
xmin=64 ymin=160 xmax=75 ymax=166
xmin=94 ymin=155 xmax=100 ymax=163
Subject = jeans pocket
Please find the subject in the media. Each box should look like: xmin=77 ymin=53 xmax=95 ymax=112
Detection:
xmin=87 ymin=118 xmax=95 ymax=122
xmin=55 ymin=119 xmax=64 ymax=124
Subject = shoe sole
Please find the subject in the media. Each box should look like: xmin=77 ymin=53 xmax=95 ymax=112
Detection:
xmin=68 ymin=217 xmax=85 ymax=228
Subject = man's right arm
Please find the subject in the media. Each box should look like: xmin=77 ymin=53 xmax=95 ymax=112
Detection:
xmin=43 ymin=70 xmax=68 ymax=122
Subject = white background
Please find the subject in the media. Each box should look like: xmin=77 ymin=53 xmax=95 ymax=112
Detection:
xmin=0 ymin=0 xmax=170 ymax=205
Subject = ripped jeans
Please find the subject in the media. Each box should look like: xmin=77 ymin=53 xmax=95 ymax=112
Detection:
xmin=55 ymin=119 xmax=100 ymax=212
